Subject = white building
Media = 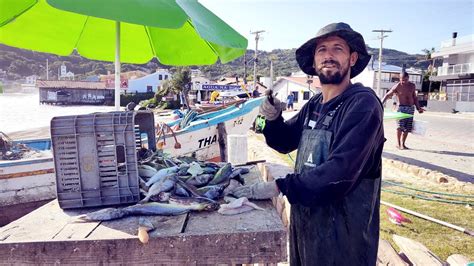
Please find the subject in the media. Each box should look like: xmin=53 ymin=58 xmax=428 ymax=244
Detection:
xmin=272 ymin=76 xmax=322 ymax=110
xmin=352 ymin=59 xmax=423 ymax=98
xmin=127 ymin=69 xmax=171 ymax=93
xmin=190 ymin=76 xmax=211 ymax=102
xmin=59 ymin=64 xmax=74 ymax=80
xmin=430 ymin=33 xmax=474 ymax=111
xmin=25 ymin=75 xmax=39 ymax=84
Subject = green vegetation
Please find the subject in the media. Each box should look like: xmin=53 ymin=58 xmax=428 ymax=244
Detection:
xmin=380 ymin=192 xmax=473 ymax=261
xmin=120 ymin=92 xmax=155 ymax=107
xmin=274 ymin=148 xmax=473 ymax=261
xmin=0 ymin=44 xmax=430 ymax=82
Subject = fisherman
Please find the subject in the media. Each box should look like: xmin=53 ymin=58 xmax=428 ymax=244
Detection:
xmin=382 ymin=71 xmax=424 ymax=150
xmin=232 ymin=22 xmax=385 ymax=265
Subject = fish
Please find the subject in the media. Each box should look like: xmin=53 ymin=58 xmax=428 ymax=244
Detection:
xmin=145 ymin=166 xmax=179 ymax=187
xmin=139 ymin=177 xmax=149 ymax=192
xmin=163 ymin=158 xmax=177 ymax=168
xmin=74 ymin=207 xmax=126 ymax=222
xmin=138 ymin=164 xmax=158 ymax=178
xmin=235 ymin=167 xmax=250 ymax=174
xmin=140 ymin=174 xmax=177 ymax=203
xmin=201 ymin=167 xmax=217 ymax=174
xmin=187 ymin=161 xmax=204 ymax=177
xmin=208 ymin=163 xmax=233 ymax=185
xmin=124 ymin=202 xmax=213 ymax=216
xmin=228 ymin=168 xmax=243 ymax=179
xmin=386 ymin=207 xmax=411 ymax=225
xmin=177 ymin=164 xmax=190 ymax=175
xmin=185 ymin=174 xmax=214 ymax=187
xmin=175 ymin=179 xmax=203 ymax=198
xmin=168 ymin=196 xmax=219 ymax=211
xmin=197 ymin=184 xmax=226 ymax=200
xmin=174 ymin=182 xmax=191 ymax=197
xmin=223 ymin=179 xmax=242 ymax=196
xmin=218 ymin=197 xmax=264 ymax=215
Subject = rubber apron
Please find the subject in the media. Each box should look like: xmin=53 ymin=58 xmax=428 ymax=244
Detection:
xmin=289 ymin=101 xmax=381 ymax=266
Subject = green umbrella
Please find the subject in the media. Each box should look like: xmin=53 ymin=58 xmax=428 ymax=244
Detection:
xmin=383 ymin=111 xmax=414 ymax=120
xmin=0 ymin=0 xmax=247 ymax=109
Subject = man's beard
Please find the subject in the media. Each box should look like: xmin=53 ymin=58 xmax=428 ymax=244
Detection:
xmin=316 ymin=59 xmax=350 ymax=85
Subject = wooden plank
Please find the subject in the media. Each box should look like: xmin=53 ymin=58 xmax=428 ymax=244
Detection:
xmin=52 ymin=221 xmax=100 ymax=240
xmin=184 ymin=201 xmax=287 ymax=264
xmin=0 ymin=200 xmax=74 ymax=242
xmin=0 ymin=167 xmax=287 ymax=264
xmin=377 ymin=239 xmax=409 ymax=266
xmin=217 ymin=122 xmax=227 ymax=162
xmin=392 ymin=235 xmax=444 ymax=266
xmin=0 ymin=233 xmax=283 ymax=265
xmin=88 ymin=215 xmax=187 ymax=240
xmin=446 ymin=254 xmax=470 ymax=266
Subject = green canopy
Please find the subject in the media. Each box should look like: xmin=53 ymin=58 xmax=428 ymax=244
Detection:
xmin=0 ymin=0 xmax=248 ymax=108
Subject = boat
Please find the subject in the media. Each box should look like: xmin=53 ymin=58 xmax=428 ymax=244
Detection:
xmin=0 ymin=137 xmax=55 ymax=226
xmin=193 ymin=98 xmax=247 ymax=112
xmin=156 ymin=97 xmax=264 ymax=161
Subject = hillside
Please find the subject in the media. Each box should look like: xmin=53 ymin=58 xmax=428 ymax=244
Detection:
xmin=0 ymin=44 xmax=430 ymax=81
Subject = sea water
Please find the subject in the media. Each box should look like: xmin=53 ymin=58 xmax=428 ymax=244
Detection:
xmin=0 ymin=92 xmax=115 ymax=134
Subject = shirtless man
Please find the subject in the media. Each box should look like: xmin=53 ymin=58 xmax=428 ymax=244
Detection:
xmin=382 ymin=72 xmax=424 ymax=150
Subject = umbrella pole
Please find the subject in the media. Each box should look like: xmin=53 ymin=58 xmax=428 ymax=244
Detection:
xmin=114 ymin=21 xmax=121 ymax=111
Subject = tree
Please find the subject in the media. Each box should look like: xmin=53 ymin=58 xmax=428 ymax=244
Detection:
xmin=169 ymin=67 xmax=192 ymax=108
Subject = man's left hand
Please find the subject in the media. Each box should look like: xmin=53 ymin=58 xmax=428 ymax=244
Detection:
xmin=418 ymin=107 xmax=424 ymax=114
xmin=231 ymin=181 xmax=279 ymax=199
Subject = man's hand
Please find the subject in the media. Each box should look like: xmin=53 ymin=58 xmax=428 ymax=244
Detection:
xmin=259 ymin=97 xmax=282 ymax=121
xmin=231 ymin=181 xmax=279 ymax=199
xmin=417 ymin=107 xmax=424 ymax=114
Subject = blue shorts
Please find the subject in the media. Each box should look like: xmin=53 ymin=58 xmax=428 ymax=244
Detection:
xmin=397 ymin=105 xmax=414 ymax=132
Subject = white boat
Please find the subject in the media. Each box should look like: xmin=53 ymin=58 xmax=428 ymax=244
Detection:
xmin=156 ymin=97 xmax=263 ymax=161
xmin=0 ymin=138 xmax=55 ymax=225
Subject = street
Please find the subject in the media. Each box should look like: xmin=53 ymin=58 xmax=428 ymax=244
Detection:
xmin=283 ymin=109 xmax=474 ymax=183
xmin=383 ymin=111 xmax=474 ymax=183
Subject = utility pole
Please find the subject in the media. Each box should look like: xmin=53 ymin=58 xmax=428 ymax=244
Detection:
xmin=250 ymin=30 xmax=265 ymax=92
xmin=46 ymin=59 xmax=49 ymax=80
xmin=243 ymin=53 xmax=247 ymax=84
xmin=372 ymin=29 xmax=392 ymax=98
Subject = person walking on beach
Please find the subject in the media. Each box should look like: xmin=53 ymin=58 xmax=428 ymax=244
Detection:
xmin=232 ymin=22 xmax=384 ymax=265
xmin=382 ymin=72 xmax=424 ymax=150
xmin=286 ymin=93 xmax=295 ymax=111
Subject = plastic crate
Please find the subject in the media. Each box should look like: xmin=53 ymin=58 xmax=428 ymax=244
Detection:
xmin=50 ymin=111 xmax=156 ymax=209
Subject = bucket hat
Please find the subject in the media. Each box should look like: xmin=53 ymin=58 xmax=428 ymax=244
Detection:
xmin=296 ymin=22 xmax=371 ymax=78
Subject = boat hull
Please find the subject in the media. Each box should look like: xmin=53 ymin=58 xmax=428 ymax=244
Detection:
xmin=158 ymin=98 xmax=263 ymax=161
xmin=0 ymin=157 xmax=55 ymax=207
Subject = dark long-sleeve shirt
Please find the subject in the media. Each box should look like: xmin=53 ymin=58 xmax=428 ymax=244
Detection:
xmin=264 ymin=84 xmax=385 ymax=206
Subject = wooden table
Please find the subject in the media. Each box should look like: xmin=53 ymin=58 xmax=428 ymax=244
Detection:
xmin=0 ymin=167 xmax=287 ymax=265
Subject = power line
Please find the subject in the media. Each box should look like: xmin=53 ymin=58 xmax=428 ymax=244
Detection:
xmin=372 ymin=29 xmax=392 ymax=98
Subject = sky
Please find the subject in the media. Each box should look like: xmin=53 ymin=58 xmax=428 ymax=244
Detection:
xmin=200 ymin=0 xmax=473 ymax=55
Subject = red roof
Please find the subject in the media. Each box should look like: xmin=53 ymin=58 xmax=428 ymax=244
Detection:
xmin=36 ymin=80 xmax=107 ymax=90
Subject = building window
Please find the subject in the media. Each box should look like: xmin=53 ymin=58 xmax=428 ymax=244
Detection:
xmin=159 ymin=74 xmax=163 ymax=80
xmin=147 ymin=86 xmax=153 ymax=93
xmin=303 ymin=91 xmax=310 ymax=100
xmin=164 ymin=75 xmax=168 ymax=80
xmin=390 ymin=73 xmax=400 ymax=82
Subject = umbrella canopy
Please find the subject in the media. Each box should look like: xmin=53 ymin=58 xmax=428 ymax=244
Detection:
xmin=0 ymin=0 xmax=247 ymax=108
